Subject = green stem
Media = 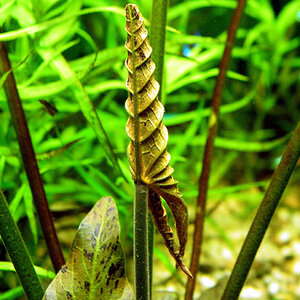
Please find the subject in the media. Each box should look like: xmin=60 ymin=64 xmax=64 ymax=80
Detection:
xmin=150 ymin=0 xmax=169 ymax=104
xmin=127 ymin=4 xmax=150 ymax=299
xmin=148 ymin=211 xmax=154 ymax=299
xmin=134 ymin=183 xmax=150 ymax=300
xmin=0 ymin=30 xmax=65 ymax=273
xmin=0 ymin=189 xmax=44 ymax=299
xmin=149 ymin=1 xmax=169 ymax=295
xmin=221 ymin=121 xmax=300 ymax=299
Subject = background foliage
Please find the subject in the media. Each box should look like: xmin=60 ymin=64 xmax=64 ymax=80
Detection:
xmin=0 ymin=0 xmax=299 ymax=298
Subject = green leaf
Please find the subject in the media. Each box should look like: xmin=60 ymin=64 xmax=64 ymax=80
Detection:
xmin=0 ymin=51 xmax=32 ymax=89
xmin=170 ymin=133 xmax=290 ymax=152
xmin=36 ymin=138 xmax=82 ymax=161
xmin=38 ymin=0 xmax=82 ymax=47
xmin=37 ymin=49 xmax=125 ymax=180
xmin=0 ymin=261 xmax=55 ymax=279
xmin=24 ymin=184 xmax=38 ymax=245
xmin=276 ymin=0 xmax=300 ymax=36
xmin=0 ymin=286 xmax=24 ymax=300
xmin=168 ymin=0 xmax=237 ymax=20
xmin=9 ymin=184 xmax=26 ymax=223
xmin=0 ymin=6 xmax=125 ymax=42
xmin=0 ymin=0 xmax=14 ymax=21
xmin=44 ymin=197 xmax=133 ymax=300
xmin=0 ymin=156 xmax=5 ymax=185
xmin=164 ymin=88 xmax=256 ymax=126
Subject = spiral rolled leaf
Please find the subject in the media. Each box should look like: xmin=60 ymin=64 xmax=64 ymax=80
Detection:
xmin=125 ymin=4 xmax=190 ymax=276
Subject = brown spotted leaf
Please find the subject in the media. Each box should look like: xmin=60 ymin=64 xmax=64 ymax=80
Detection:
xmin=149 ymin=185 xmax=188 ymax=259
xmin=125 ymin=4 xmax=190 ymax=276
xmin=148 ymin=190 xmax=192 ymax=277
xmin=43 ymin=197 xmax=133 ymax=300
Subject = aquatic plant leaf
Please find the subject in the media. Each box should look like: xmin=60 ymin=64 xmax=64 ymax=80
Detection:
xmin=125 ymin=4 xmax=190 ymax=277
xmin=149 ymin=184 xmax=188 ymax=259
xmin=0 ymin=50 xmax=31 ymax=88
xmin=43 ymin=197 xmax=133 ymax=299
xmin=148 ymin=190 xmax=192 ymax=277
xmin=120 ymin=284 xmax=134 ymax=300
xmin=36 ymin=138 xmax=82 ymax=161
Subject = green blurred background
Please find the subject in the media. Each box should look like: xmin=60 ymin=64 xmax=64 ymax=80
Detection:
xmin=0 ymin=0 xmax=299 ymax=298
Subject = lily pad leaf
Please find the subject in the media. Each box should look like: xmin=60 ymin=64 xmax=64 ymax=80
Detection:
xmin=43 ymin=197 xmax=133 ymax=300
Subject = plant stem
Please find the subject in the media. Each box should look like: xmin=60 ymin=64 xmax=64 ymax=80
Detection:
xmin=185 ymin=1 xmax=246 ymax=299
xmin=127 ymin=4 xmax=150 ymax=299
xmin=147 ymin=211 xmax=154 ymax=299
xmin=0 ymin=189 xmax=44 ymax=299
xmin=150 ymin=0 xmax=169 ymax=104
xmin=221 ymin=121 xmax=300 ymax=299
xmin=149 ymin=1 xmax=169 ymax=295
xmin=134 ymin=183 xmax=150 ymax=300
xmin=0 ymin=33 xmax=65 ymax=273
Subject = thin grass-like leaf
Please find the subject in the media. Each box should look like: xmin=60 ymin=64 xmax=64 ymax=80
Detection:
xmin=37 ymin=49 xmax=125 ymax=180
xmin=170 ymin=133 xmax=290 ymax=152
xmin=0 ymin=261 xmax=55 ymax=279
xmin=0 ymin=7 xmax=125 ymax=42
xmin=168 ymin=0 xmax=238 ymax=21
xmin=24 ymin=185 xmax=38 ymax=245
xmin=36 ymin=139 xmax=82 ymax=160
xmin=0 ymin=286 xmax=24 ymax=300
xmin=164 ymin=88 xmax=256 ymax=126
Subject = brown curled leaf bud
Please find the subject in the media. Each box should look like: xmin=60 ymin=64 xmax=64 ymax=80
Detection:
xmin=125 ymin=4 xmax=191 ymax=277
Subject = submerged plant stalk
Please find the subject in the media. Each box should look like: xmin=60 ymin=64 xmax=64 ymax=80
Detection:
xmin=150 ymin=0 xmax=170 ymax=103
xmin=222 ymin=121 xmax=300 ymax=299
xmin=149 ymin=0 xmax=170 ymax=294
xmin=185 ymin=0 xmax=247 ymax=299
xmin=0 ymin=32 xmax=65 ymax=273
xmin=134 ymin=184 xmax=150 ymax=299
xmin=0 ymin=189 xmax=44 ymax=299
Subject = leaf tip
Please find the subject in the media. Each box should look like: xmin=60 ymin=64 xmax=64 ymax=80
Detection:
xmin=176 ymin=261 xmax=193 ymax=278
xmin=181 ymin=264 xmax=193 ymax=278
xmin=125 ymin=4 xmax=138 ymax=20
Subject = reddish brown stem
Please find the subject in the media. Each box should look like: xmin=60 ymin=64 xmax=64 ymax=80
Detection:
xmin=0 ymin=33 xmax=65 ymax=273
xmin=185 ymin=1 xmax=247 ymax=299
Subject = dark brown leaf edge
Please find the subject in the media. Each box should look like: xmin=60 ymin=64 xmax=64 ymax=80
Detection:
xmin=148 ymin=190 xmax=192 ymax=277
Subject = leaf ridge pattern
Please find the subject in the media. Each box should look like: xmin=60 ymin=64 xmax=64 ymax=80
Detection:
xmin=43 ymin=197 xmax=133 ymax=299
xmin=125 ymin=4 xmax=191 ymax=277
